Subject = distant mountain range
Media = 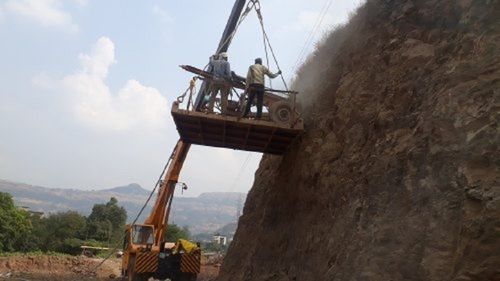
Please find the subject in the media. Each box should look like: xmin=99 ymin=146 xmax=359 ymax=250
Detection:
xmin=0 ymin=179 xmax=245 ymax=234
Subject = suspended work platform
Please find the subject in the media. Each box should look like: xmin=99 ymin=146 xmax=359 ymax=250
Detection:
xmin=172 ymin=102 xmax=303 ymax=155
xmin=172 ymin=65 xmax=304 ymax=155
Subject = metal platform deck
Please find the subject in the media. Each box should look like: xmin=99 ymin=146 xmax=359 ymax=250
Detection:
xmin=171 ymin=103 xmax=303 ymax=155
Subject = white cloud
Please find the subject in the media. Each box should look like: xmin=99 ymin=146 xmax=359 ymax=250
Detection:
xmin=4 ymin=0 xmax=80 ymax=32
xmin=35 ymin=37 xmax=169 ymax=132
xmin=152 ymin=5 xmax=174 ymax=23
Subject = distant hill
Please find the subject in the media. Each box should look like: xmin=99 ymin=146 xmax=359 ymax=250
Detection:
xmin=0 ymin=179 xmax=245 ymax=234
xmin=215 ymin=222 xmax=238 ymax=236
xmin=105 ymin=183 xmax=149 ymax=196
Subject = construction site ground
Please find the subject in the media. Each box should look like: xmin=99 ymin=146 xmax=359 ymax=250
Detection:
xmin=0 ymin=254 xmax=220 ymax=281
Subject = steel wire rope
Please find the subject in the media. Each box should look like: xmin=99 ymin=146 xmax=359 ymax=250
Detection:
xmin=199 ymin=0 xmax=256 ymax=73
xmin=196 ymin=1 xmax=255 ymax=109
xmin=260 ymin=15 xmax=272 ymax=89
xmin=254 ymin=3 xmax=289 ymax=92
xmin=290 ymin=0 xmax=334 ymax=77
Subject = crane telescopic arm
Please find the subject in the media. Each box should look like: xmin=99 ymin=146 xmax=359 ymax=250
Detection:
xmin=144 ymin=0 xmax=248 ymax=248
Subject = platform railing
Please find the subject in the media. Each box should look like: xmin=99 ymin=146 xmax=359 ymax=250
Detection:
xmin=175 ymin=74 xmax=300 ymax=128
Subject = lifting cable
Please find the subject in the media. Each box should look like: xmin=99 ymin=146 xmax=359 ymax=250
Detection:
xmin=198 ymin=0 xmax=257 ymax=74
xmin=197 ymin=0 xmax=256 ymax=102
xmin=197 ymin=0 xmax=290 ymax=95
xmin=253 ymin=1 xmax=289 ymax=92
xmin=291 ymin=0 xmax=334 ymax=75
xmin=259 ymin=9 xmax=272 ymax=89
xmin=214 ymin=0 xmax=257 ymax=57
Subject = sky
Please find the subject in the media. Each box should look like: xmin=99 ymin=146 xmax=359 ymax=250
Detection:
xmin=0 ymin=0 xmax=363 ymax=196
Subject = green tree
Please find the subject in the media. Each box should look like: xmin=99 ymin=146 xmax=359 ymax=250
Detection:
xmin=86 ymin=197 xmax=127 ymax=243
xmin=39 ymin=211 xmax=86 ymax=252
xmin=164 ymin=224 xmax=191 ymax=242
xmin=0 ymin=192 xmax=32 ymax=252
xmin=85 ymin=220 xmax=112 ymax=241
xmin=24 ymin=212 xmax=47 ymax=251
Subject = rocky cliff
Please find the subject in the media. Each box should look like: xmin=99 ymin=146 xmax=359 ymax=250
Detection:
xmin=218 ymin=0 xmax=499 ymax=280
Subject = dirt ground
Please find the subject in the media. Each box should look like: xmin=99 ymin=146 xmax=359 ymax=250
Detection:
xmin=0 ymin=255 xmax=219 ymax=281
xmin=0 ymin=255 xmax=120 ymax=280
xmin=198 ymin=264 xmax=220 ymax=281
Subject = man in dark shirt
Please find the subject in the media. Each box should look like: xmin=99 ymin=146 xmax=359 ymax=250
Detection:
xmin=207 ymin=53 xmax=231 ymax=114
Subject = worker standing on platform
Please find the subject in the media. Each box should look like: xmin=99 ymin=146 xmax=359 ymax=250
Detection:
xmin=242 ymin=58 xmax=281 ymax=119
xmin=208 ymin=53 xmax=231 ymax=114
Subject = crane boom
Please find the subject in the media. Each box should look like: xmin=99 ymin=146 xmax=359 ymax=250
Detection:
xmin=144 ymin=141 xmax=190 ymax=248
xmin=122 ymin=1 xmax=247 ymax=280
xmin=146 ymin=0 xmax=247 ymax=250
xmin=194 ymin=0 xmax=247 ymax=109
xmin=147 ymin=0 xmax=247 ymax=244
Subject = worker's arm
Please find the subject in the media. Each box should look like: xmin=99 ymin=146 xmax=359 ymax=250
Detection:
xmin=264 ymin=66 xmax=282 ymax=79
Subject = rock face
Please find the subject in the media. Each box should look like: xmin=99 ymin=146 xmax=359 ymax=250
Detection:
xmin=218 ymin=1 xmax=499 ymax=280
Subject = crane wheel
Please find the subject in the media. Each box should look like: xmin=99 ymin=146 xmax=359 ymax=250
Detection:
xmin=269 ymin=101 xmax=293 ymax=126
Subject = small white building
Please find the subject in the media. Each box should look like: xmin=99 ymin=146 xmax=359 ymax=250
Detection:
xmin=213 ymin=235 xmax=228 ymax=246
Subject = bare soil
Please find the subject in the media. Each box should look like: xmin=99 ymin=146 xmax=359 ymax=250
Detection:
xmin=0 ymin=255 xmax=219 ymax=281
xmin=0 ymin=255 xmax=120 ymax=280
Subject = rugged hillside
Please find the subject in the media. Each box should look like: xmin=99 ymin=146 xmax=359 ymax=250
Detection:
xmin=219 ymin=1 xmax=499 ymax=281
xmin=0 ymin=179 xmax=244 ymax=234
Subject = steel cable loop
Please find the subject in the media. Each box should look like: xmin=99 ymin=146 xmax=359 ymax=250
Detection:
xmin=177 ymin=84 xmax=193 ymax=103
xmin=177 ymin=77 xmax=198 ymax=110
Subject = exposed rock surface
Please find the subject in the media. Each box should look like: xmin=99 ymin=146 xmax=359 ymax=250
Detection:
xmin=218 ymin=0 xmax=499 ymax=280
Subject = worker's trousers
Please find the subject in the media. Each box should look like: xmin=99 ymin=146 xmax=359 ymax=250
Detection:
xmin=208 ymin=82 xmax=230 ymax=114
xmin=243 ymin=83 xmax=265 ymax=119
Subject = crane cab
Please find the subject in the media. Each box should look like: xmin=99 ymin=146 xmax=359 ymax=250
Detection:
xmin=130 ymin=224 xmax=155 ymax=246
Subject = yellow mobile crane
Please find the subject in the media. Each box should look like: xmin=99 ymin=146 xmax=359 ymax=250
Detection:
xmin=122 ymin=1 xmax=303 ymax=280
